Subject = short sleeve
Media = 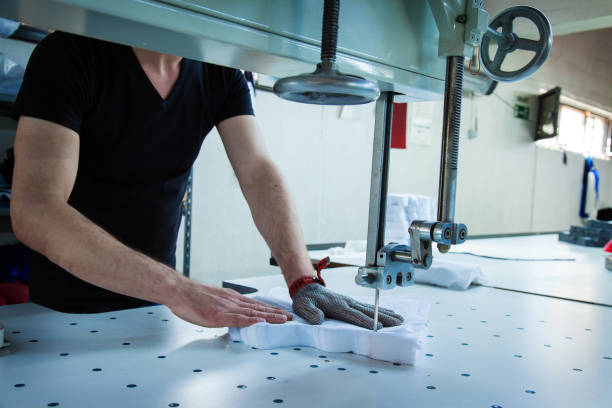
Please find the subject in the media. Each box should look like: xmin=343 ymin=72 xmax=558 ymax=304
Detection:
xmin=214 ymin=68 xmax=254 ymax=124
xmin=13 ymin=32 xmax=90 ymax=134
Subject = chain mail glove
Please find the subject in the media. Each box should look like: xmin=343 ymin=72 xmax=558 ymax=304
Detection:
xmin=292 ymin=283 xmax=404 ymax=330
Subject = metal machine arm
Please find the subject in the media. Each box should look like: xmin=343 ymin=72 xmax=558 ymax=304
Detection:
xmin=354 ymin=0 xmax=552 ymax=330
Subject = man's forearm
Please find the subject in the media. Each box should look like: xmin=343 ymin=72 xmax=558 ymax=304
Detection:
xmin=239 ymin=161 xmax=315 ymax=285
xmin=11 ymin=116 xmax=291 ymax=327
xmin=12 ymin=199 xmax=184 ymax=306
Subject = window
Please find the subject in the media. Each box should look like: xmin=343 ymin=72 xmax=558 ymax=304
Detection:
xmin=537 ymin=104 xmax=611 ymax=159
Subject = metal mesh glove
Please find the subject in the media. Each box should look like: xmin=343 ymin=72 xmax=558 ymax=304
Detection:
xmin=292 ymin=283 xmax=404 ymax=330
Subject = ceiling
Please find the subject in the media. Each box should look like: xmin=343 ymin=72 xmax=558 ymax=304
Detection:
xmin=485 ymin=0 xmax=612 ymax=35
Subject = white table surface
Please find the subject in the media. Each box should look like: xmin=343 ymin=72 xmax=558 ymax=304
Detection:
xmin=2 ymin=266 xmax=611 ymax=408
xmin=309 ymin=234 xmax=612 ymax=306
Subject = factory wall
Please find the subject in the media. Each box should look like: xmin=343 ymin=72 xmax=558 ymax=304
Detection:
xmin=388 ymin=82 xmax=612 ymax=237
xmin=179 ymin=92 xmax=376 ymax=283
xmin=183 ymin=84 xmax=611 ymax=285
xmin=527 ymin=27 xmax=612 ymax=113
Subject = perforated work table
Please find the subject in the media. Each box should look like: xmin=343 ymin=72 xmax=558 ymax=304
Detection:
xmin=1 ymin=239 xmax=612 ymax=408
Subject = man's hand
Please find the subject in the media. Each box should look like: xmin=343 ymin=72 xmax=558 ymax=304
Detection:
xmin=292 ymin=284 xmax=404 ymax=330
xmin=168 ymin=280 xmax=293 ymax=328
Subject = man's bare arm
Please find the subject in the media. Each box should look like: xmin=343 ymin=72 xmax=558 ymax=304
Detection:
xmin=217 ymin=115 xmax=405 ymax=330
xmin=217 ymin=115 xmax=315 ymax=286
xmin=11 ymin=116 xmax=290 ymax=326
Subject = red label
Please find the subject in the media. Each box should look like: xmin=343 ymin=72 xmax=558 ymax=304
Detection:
xmin=391 ymin=103 xmax=407 ymax=149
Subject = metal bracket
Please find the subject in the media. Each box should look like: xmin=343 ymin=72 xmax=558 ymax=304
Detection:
xmin=408 ymin=220 xmax=468 ymax=267
xmin=355 ymin=244 xmax=414 ymax=290
xmin=428 ymin=0 xmax=488 ymax=58
xmin=464 ymin=0 xmax=488 ymax=46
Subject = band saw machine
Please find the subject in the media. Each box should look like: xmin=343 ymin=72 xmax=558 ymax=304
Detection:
xmin=272 ymin=0 xmax=553 ymax=330
xmin=0 ymin=0 xmax=554 ymax=330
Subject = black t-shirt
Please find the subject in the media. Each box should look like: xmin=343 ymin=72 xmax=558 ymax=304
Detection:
xmin=14 ymin=31 xmax=254 ymax=313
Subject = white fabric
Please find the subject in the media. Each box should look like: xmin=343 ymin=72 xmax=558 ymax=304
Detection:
xmin=385 ymin=194 xmax=409 ymax=244
xmin=229 ymin=287 xmax=430 ymax=364
xmin=309 ymin=246 xmax=488 ymax=290
xmin=385 ymin=193 xmax=436 ymax=244
xmin=416 ymin=258 xmax=488 ymax=290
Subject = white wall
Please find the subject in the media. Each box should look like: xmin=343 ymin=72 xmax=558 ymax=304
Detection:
xmin=388 ymin=84 xmax=541 ymax=235
xmin=185 ymin=80 xmax=611 ymax=286
xmin=183 ymin=92 xmax=375 ymax=285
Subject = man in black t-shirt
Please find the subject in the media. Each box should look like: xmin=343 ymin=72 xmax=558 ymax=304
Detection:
xmin=11 ymin=32 xmax=403 ymax=330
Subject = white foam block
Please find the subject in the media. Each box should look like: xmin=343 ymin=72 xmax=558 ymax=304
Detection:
xmin=229 ymin=288 xmax=430 ymax=364
xmin=416 ymin=259 xmax=488 ymax=290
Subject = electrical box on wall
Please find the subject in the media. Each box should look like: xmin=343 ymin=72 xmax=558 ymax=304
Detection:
xmin=513 ymin=95 xmax=531 ymax=120
xmin=513 ymin=104 xmax=530 ymax=120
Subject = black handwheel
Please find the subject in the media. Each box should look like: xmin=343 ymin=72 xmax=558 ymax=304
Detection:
xmin=481 ymin=6 xmax=552 ymax=82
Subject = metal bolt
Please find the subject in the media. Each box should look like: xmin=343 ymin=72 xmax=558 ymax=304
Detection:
xmin=456 ymin=14 xmax=467 ymax=24
xmin=459 ymin=229 xmax=466 ymax=240
xmin=444 ymin=229 xmax=452 ymax=239
xmin=386 ymin=275 xmax=392 ymax=285
xmin=406 ymin=272 xmax=412 ymax=281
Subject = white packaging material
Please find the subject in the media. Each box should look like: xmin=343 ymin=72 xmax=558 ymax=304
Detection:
xmin=386 ymin=195 xmax=410 ymax=244
xmin=416 ymin=258 xmax=488 ymax=290
xmin=229 ymin=287 xmax=430 ymax=364
xmin=311 ymin=245 xmax=488 ymax=291
xmin=385 ymin=194 xmax=436 ymax=244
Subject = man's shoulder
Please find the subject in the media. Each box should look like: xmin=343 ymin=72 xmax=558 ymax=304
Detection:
xmin=195 ymin=61 xmax=245 ymax=92
xmin=41 ymin=31 xmax=96 ymax=49
xmin=38 ymin=31 xmax=123 ymax=58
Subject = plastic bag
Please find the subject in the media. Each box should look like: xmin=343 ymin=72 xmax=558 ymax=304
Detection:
xmin=0 ymin=18 xmax=19 ymax=38
xmin=0 ymin=52 xmax=24 ymax=96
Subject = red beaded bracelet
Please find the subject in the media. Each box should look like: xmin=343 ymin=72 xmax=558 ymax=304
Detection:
xmin=289 ymin=257 xmax=330 ymax=298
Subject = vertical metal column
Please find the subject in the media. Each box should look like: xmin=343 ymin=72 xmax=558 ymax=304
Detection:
xmin=437 ymin=56 xmax=464 ymax=252
xmin=182 ymin=170 xmax=193 ymax=278
xmin=365 ymin=92 xmax=394 ymax=267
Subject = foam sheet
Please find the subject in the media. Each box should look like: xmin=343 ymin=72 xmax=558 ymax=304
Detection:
xmin=229 ymin=287 xmax=430 ymax=364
